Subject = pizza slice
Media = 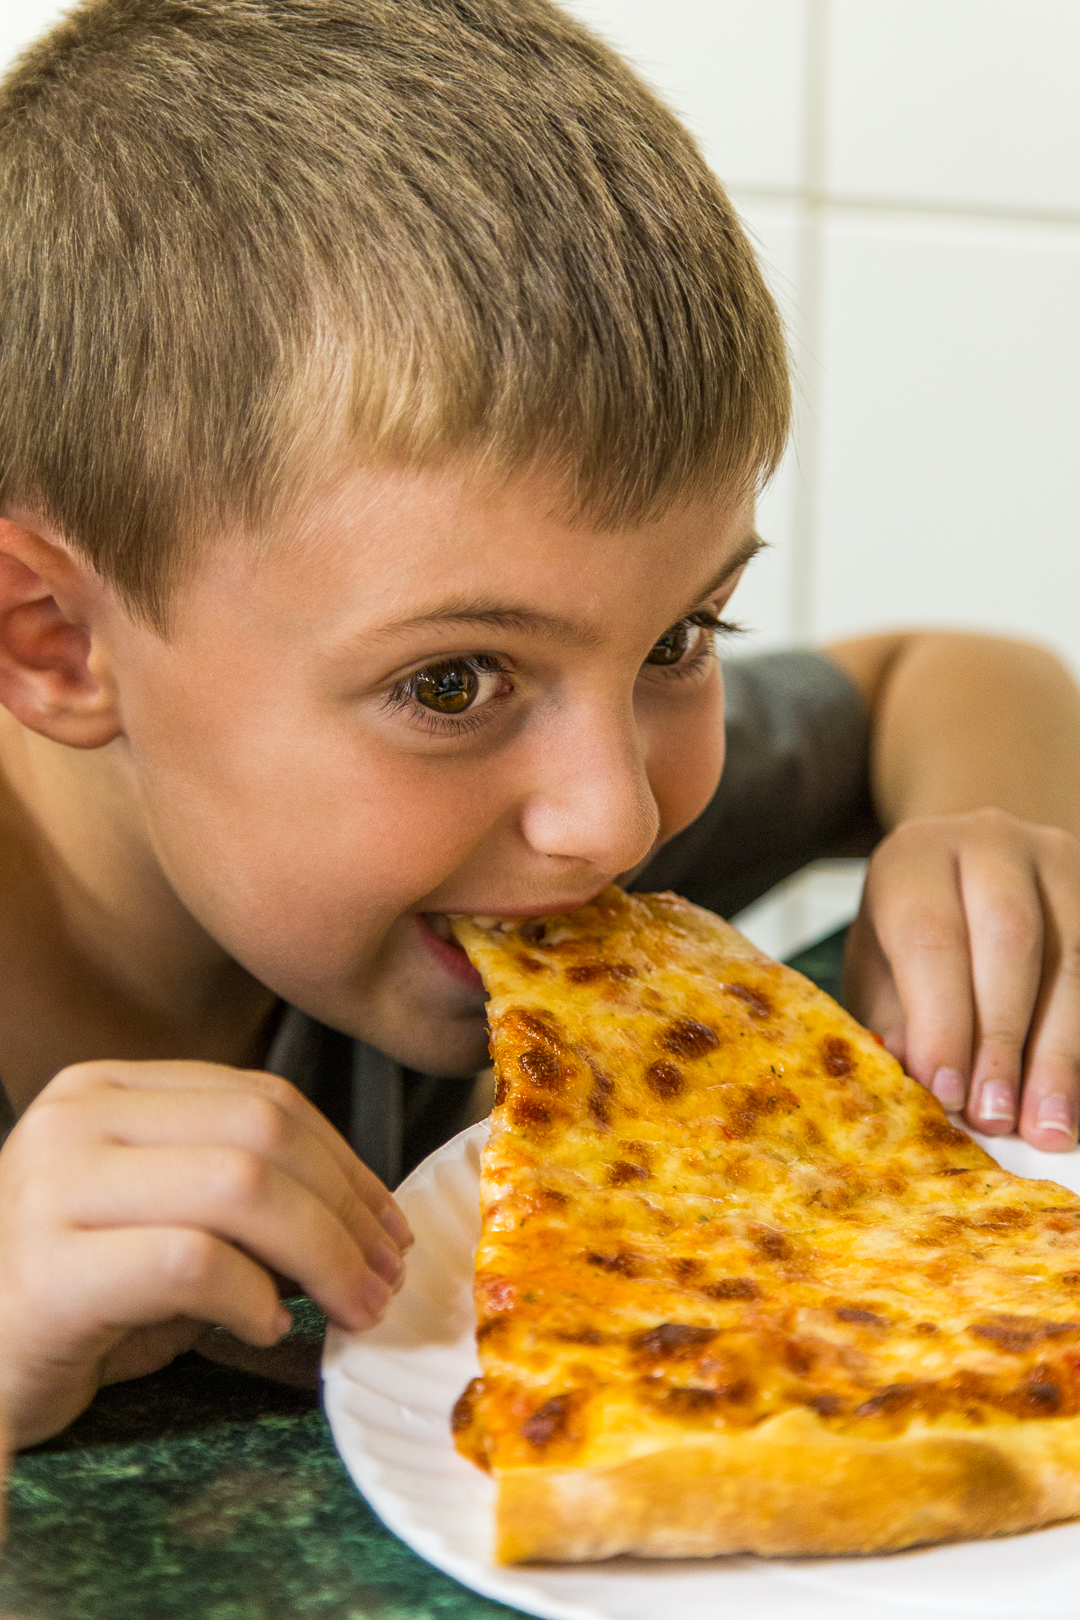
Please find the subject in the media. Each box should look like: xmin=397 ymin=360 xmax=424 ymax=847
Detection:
xmin=450 ymin=887 xmax=1080 ymax=1563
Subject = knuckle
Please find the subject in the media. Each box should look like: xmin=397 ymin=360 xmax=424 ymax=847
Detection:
xmin=160 ymin=1227 xmax=220 ymax=1289
xmin=978 ymin=901 xmax=1040 ymax=958
xmin=231 ymin=1095 xmax=289 ymax=1157
xmin=209 ymin=1147 xmax=269 ymax=1205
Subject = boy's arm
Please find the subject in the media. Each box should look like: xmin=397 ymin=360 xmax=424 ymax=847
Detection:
xmin=825 ymin=631 xmax=1080 ymax=1149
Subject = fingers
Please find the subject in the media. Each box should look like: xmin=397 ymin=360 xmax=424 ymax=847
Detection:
xmin=850 ymin=812 xmax=1080 ymax=1151
xmin=855 ymin=827 xmax=975 ymax=1106
xmin=40 ymin=1059 xmax=412 ymax=1250
xmin=61 ymin=1143 xmax=398 ymax=1330
xmin=842 ymin=905 xmax=909 ymax=1067
xmin=57 ymin=1227 xmax=293 ymax=1349
xmin=1015 ymin=847 xmax=1080 ymax=1150
xmin=32 ymin=1084 xmax=405 ymax=1279
xmin=960 ymin=842 xmax=1044 ymax=1135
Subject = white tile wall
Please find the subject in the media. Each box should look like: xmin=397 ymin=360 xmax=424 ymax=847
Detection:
xmin=828 ymin=0 xmax=1080 ymax=217
xmin=564 ymin=0 xmax=809 ymax=193
xmin=0 ymin=1 xmax=70 ymax=68
xmin=812 ymin=210 xmax=1080 ymax=649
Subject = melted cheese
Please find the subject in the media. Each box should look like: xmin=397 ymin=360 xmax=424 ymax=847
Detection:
xmin=451 ymin=890 xmax=1080 ymax=1491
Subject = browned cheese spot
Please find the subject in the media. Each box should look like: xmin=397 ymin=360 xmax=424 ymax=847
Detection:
xmin=520 ymin=1394 xmax=575 ymax=1447
xmin=1046 ymin=1211 xmax=1080 ymax=1234
xmin=821 ymin=1035 xmax=854 ymax=1077
xmin=493 ymin=1076 xmax=508 ymax=1107
xmin=724 ymin=983 xmax=773 ymax=1019
xmin=702 ymin=1277 xmax=760 ymax=1301
xmin=671 ymin=1256 xmax=704 ymax=1282
xmin=451 ymin=1376 xmax=483 ymax=1433
xmin=941 ymin=1167 xmax=974 ymax=1176
xmin=855 ymin=1382 xmax=931 ymax=1420
xmin=805 ymin=1392 xmax=843 ymax=1416
xmin=588 ymin=1063 xmax=615 ymax=1125
xmin=920 ymin=1116 xmax=972 ymax=1149
xmin=967 ymin=1315 xmax=1080 ymax=1354
xmin=656 ymin=1387 xmax=722 ymax=1416
xmin=554 ymin=1328 xmax=604 ymax=1345
xmin=784 ymin=1340 xmax=815 ymax=1374
xmin=723 ymin=1083 xmax=801 ymax=1141
xmin=609 ymin=1159 xmax=649 ymax=1185
xmin=517 ymin=1048 xmax=563 ymax=1090
xmin=586 ymin=1249 xmax=642 ymax=1276
xmin=516 ymin=1009 xmax=566 ymax=1046
xmin=515 ymin=954 xmax=544 ymax=974
xmin=1019 ymin=1378 xmax=1061 ymax=1413
xmin=511 ymin=1094 xmax=552 ymax=1129
xmin=974 ymin=1206 xmax=1032 ymax=1232
xmin=635 ymin=1323 xmax=717 ymax=1358
xmin=750 ymin=1225 xmax=791 ymax=1261
xmin=915 ymin=1321 xmax=940 ymax=1336
xmin=836 ymin=1306 xmax=890 ymax=1330
xmin=1061 ymin=1272 xmax=1080 ymax=1287
xmin=645 ymin=1061 xmax=684 ymax=1100
xmin=567 ymin=960 xmax=638 ymax=985
xmin=661 ymin=1018 xmax=720 ymax=1058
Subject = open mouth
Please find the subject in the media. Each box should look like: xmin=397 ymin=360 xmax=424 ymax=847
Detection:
xmin=416 ymin=913 xmax=486 ymax=989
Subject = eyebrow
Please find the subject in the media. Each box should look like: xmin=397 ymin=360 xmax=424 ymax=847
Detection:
xmin=371 ymin=532 xmax=765 ymax=645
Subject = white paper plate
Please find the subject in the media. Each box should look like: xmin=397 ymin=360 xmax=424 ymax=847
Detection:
xmin=322 ymin=1119 xmax=1080 ymax=1620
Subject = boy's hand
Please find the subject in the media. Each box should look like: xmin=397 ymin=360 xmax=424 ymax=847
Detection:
xmin=0 ymin=1060 xmax=412 ymax=1448
xmin=844 ymin=809 xmax=1080 ymax=1150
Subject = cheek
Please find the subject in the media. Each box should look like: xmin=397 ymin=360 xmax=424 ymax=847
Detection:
xmin=642 ymin=675 xmax=726 ymax=842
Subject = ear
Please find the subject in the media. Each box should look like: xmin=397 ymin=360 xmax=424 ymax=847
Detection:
xmin=0 ymin=517 xmax=123 ymax=748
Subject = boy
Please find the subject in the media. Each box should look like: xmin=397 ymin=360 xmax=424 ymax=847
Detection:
xmin=0 ymin=0 xmax=1079 ymax=1452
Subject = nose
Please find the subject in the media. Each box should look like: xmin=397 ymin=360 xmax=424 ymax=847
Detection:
xmin=517 ymin=699 xmax=659 ymax=875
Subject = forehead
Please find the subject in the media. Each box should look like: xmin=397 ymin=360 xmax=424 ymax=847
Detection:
xmin=177 ymin=461 xmax=757 ymax=648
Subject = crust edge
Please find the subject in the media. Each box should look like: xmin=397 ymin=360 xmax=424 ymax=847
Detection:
xmin=493 ymin=1407 xmax=1080 ymax=1562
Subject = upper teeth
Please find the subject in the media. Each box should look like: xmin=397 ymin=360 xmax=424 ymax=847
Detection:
xmin=471 ymin=915 xmax=502 ymax=930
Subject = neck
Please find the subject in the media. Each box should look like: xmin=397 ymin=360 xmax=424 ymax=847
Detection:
xmin=0 ymin=712 xmax=278 ymax=1110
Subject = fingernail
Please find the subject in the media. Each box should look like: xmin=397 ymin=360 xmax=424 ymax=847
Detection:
xmin=358 ymin=1271 xmax=393 ymax=1321
xmin=379 ymin=1203 xmax=414 ymax=1251
xmin=932 ymin=1068 xmax=967 ymax=1111
xmin=1036 ymin=1094 xmax=1076 ymax=1137
xmin=979 ymin=1081 xmax=1015 ymax=1125
xmin=370 ymin=1241 xmax=404 ymax=1288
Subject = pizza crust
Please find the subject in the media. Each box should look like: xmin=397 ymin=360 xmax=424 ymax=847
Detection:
xmin=495 ymin=1405 xmax=1080 ymax=1562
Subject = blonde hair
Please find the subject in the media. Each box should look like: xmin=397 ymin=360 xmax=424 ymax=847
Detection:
xmin=0 ymin=0 xmax=789 ymax=628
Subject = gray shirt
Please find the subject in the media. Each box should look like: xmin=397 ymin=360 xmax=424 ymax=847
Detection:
xmin=0 ymin=649 xmax=873 ymax=1184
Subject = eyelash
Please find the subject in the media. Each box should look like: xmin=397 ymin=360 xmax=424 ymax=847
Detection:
xmin=654 ymin=610 xmax=744 ymax=678
xmin=382 ymin=612 xmax=744 ymax=736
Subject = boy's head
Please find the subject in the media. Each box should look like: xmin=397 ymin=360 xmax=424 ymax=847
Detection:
xmin=0 ymin=0 xmax=787 ymax=1074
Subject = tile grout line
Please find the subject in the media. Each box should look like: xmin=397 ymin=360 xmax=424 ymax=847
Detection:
xmin=787 ymin=0 xmax=831 ymax=646
xmin=733 ymin=185 xmax=1080 ymax=234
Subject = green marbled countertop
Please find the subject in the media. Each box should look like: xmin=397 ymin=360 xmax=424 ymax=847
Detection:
xmin=0 ymin=930 xmax=846 ymax=1620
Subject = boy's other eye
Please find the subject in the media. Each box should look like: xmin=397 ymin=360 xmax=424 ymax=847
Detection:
xmin=413 ymin=660 xmax=481 ymax=713
xmin=644 ymin=610 xmax=741 ymax=670
xmin=384 ymin=652 xmax=512 ymax=732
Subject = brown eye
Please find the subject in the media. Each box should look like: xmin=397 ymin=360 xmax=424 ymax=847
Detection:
xmin=645 ymin=621 xmax=691 ymax=666
xmin=412 ymin=661 xmax=479 ymax=713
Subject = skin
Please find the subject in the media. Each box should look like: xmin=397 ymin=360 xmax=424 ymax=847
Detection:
xmin=0 ymin=460 xmax=1078 ymax=1445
